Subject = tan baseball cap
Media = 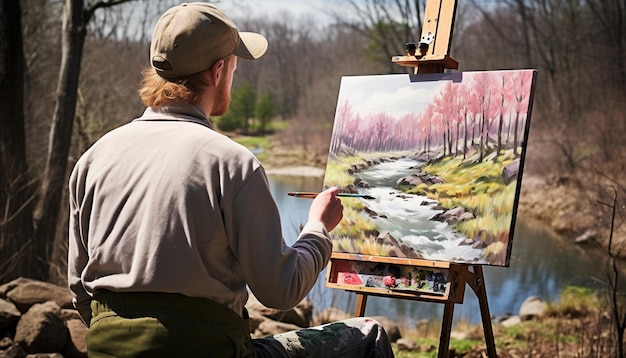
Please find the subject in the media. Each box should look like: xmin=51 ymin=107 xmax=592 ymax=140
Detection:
xmin=150 ymin=2 xmax=268 ymax=78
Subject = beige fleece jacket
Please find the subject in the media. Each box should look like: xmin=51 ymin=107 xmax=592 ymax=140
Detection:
xmin=68 ymin=104 xmax=332 ymax=325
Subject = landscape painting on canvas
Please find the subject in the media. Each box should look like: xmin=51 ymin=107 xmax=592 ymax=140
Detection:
xmin=323 ymin=70 xmax=537 ymax=267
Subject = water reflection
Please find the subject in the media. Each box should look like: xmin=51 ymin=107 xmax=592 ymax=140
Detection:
xmin=267 ymin=174 xmax=618 ymax=326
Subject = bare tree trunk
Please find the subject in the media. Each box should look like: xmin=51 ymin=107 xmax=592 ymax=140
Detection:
xmin=33 ymin=0 xmax=134 ymax=281
xmin=0 ymin=0 xmax=36 ymax=281
xmin=585 ymin=0 xmax=626 ymax=97
xmin=32 ymin=0 xmax=87 ymax=281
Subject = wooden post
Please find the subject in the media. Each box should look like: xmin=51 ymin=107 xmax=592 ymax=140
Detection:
xmin=467 ymin=265 xmax=497 ymax=357
xmin=439 ymin=301 xmax=455 ymax=357
xmin=355 ymin=294 xmax=368 ymax=317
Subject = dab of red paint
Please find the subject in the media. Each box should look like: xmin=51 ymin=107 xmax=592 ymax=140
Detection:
xmin=340 ymin=273 xmax=363 ymax=285
xmin=383 ymin=275 xmax=396 ymax=287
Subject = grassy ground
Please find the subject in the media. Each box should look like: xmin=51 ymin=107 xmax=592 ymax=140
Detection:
xmin=305 ymin=286 xmax=619 ymax=357
xmin=391 ymin=286 xmax=621 ymax=357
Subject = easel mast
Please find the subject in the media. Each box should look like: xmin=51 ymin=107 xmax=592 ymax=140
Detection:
xmin=326 ymin=1 xmax=498 ymax=357
xmin=392 ymin=0 xmax=459 ymax=74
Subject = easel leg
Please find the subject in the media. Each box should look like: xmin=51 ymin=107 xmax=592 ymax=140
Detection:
xmin=468 ymin=265 xmax=497 ymax=357
xmin=355 ymin=294 xmax=368 ymax=317
xmin=438 ymin=302 xmax=454 ymax=358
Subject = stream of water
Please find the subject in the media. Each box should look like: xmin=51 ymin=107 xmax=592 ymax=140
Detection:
xmin=355 ymin=157 xmax=485 ymax=262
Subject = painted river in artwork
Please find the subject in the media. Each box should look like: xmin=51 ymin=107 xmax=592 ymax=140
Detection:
xmin=354 ymin=157 xmax=485 ymax=262
xmin=268 ymin=173 xmax=621 ymax=327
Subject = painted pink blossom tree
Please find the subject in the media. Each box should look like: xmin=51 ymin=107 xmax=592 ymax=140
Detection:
xmin=331 ymin=101 xmax=354 ymax=154
xmin=458 ymin=85 xmax=470 ymax=159
xmin=511 ymin=71 xmax=534 ymax=157
xmin=419 ymin=103 xmax=437 ymax=157
xmin=494 ymin=72 xmax=516 ymax=156
xmin=470 ymin=72 xmax=491 ymax=162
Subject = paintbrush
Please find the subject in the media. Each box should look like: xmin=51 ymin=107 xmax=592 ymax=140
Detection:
xmin=287 ymin=192 xmax=375 ymax=200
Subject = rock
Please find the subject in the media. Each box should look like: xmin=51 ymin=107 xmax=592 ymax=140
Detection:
xmin=364 ymin=207 xmax=379 ymax=217
xmin=500 ymin=315 xmax=522 ymax=328
xmin=0 ymin=277 xmax=30 ymax=296
xmin=353 ymin=178 xmax=370 ymax=188
xmin=400 ymin=244 xmax=423 ymax=259
xmin=575 ymin=230 xmax=597 ymax=244
xmin=431 ymin=212 xmax=445 ymax=222
xmin=440 ymin=206 xmax=474 ymax=225
xmin=1 ymin=343 xmax=27 ymax=358
xmin=502 ymin=159 xmax=520 ymax=184
xmin=59 ymin=309 xmax=82 ymax=322
xmin=64 ymin=319 xmax=88 ymax=357
xmin=0 ymin=334 xmax=12 ymax=349
xmin=313 ymin=307 xmax=351 ymax=325
xmin=371 ymin=316 xmax=401 ymax=342
xmin=424 ymin=175 xmax=444 ymax=185
xmin=255 ymin=319 xmax=301 ymax=337
xmin=246 ymin=294 xmax=312 ymax=328
xmin=443 ymin=206 xmax=465 ymax=219
xmin=395 ymin=338 xmax=417 ymax=351
xmin=14 ymin=301 xmax=68 ymax=354
xmin=377 ymin=232 xmax=399 ymax=247
xmin=519 ymin=296 xmax=547 ymax=320
xmin=0 ymin=298 xmax=21 ymax=331
xmin=2 ymin=278 xmax=73 ymax=313
xmin=458 ymin=212 xmax=475 ymax=222
xmin=387 ymin=247 xmax=407 ymax=258
xmin=343 ymin=183 xmax=359 ymax=193
xmin=396 ymin=175 xmax=421 ymax=187
xmin=247 ymin=309 xmax=267 ymax=334
xmin=471 ymin=240 xmax=488 ymax=249
xmin=387 ymin=247 xmax=407 ymax=259
xmin=450 ymin=330 xmax=468 ymax=340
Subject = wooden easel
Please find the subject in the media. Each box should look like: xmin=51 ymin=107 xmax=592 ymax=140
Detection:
xmin=325 ymin=1 xmax=498 ymax=357
xmin=326 ymin=255 xmax=497 ymax=357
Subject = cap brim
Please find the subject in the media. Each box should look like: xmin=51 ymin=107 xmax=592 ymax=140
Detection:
xmin=235 ymin=32 xmax=268 ymax=60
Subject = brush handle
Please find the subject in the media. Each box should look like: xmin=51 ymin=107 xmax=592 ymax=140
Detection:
xmin=287 ymin=192 xmax=373 ymax=199
xmin=287 ymin=192 xmax=319 ymax=199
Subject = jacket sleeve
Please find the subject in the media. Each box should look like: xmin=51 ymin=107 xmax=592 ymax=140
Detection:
xmin=67 ymin=164 xmax=93 ymax=326
xmin=227 ymin=168 xmax=332 ymax=310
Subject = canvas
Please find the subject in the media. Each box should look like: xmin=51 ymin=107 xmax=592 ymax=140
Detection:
xmin=323 ymin=70 xmax=537 ymax=267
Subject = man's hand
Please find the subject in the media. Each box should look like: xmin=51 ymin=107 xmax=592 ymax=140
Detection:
xmin=308 ymin=187 xmax=343 ymax=231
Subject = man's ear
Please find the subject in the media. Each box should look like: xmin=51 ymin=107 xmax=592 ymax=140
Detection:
xmin=209 ymin=59 xmax=225 ymax=86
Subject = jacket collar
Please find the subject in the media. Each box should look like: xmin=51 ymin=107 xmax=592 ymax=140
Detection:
xmin=135 ymin=103 xmax=213 ymax=129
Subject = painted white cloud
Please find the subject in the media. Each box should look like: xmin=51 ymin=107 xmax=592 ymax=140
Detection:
xmin=337 ymin=75 xmax=443 ymax=119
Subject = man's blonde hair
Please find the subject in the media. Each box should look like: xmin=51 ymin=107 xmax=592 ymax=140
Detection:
xmin=138 ymin=69 xmax=209 ymax=107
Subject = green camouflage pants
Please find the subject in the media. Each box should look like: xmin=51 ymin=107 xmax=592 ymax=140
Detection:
xmin=87 ymin=291 xmax=393 ymax=357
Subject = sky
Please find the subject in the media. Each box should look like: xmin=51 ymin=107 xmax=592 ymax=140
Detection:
xmin=218 ymin=0 xmax=339 ymax=22
xmin=217 ymin=0 xmax=499 ymax=23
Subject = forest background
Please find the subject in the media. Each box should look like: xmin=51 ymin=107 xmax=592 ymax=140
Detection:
xmin=0 ymin=0 xmax=625 ymax=292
